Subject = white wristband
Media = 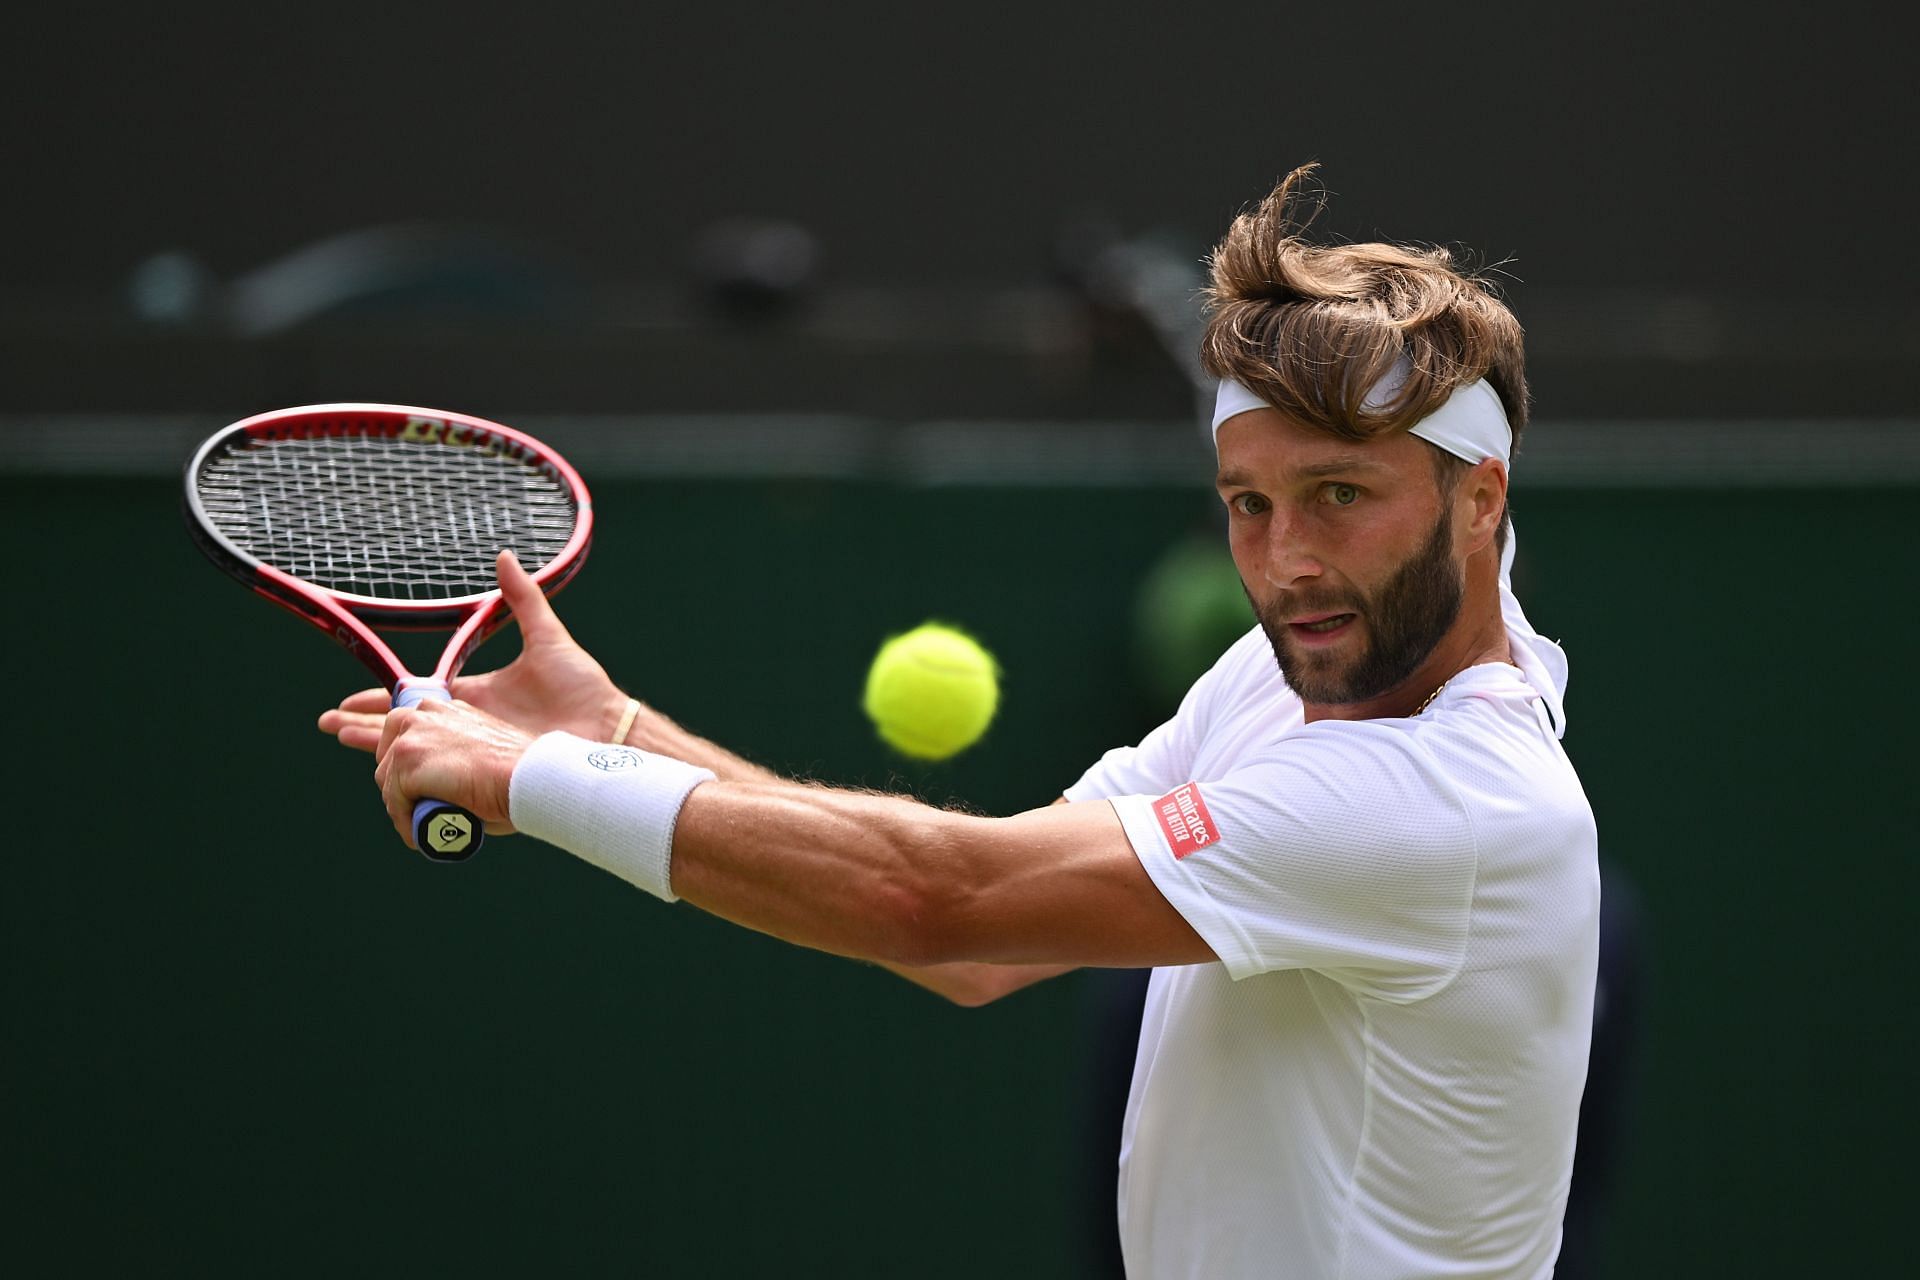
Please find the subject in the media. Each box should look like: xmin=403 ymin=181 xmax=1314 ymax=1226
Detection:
xmin=508 ymin=732 xmax=715 ymax=902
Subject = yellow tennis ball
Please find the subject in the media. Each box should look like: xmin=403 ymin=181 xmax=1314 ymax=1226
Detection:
xmin=862 ymin=623 xmax=1001 ymax=761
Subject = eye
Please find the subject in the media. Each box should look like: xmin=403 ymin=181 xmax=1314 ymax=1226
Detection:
xmin=1323 ymin=483 xmax=1360 ymax=507
xmin=1230 ymin=492 xmax=1269 ymax=516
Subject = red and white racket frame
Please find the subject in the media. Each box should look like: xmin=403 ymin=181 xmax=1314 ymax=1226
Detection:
xmin=185 ymin=403 xmax=594 ymax=859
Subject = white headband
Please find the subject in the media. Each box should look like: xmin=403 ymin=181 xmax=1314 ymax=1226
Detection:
xmin=1211 ymin=363 xmax=1513 ymax=467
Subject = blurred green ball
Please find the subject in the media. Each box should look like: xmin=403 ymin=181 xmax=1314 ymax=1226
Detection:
xmin=1132 ymin=536 xmax=1254 ymax=711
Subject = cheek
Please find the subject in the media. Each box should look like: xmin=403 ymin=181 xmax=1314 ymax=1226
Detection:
xmin=1226 ymin=523 xmax=1264 ymax=580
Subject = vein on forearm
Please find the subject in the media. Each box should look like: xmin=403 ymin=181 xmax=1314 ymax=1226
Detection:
xmin=670 ymin=780 xmax=983 ymax=968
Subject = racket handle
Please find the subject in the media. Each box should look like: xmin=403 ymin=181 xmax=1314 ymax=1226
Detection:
xmin=393 ymin=678 xmax=485 ymax=863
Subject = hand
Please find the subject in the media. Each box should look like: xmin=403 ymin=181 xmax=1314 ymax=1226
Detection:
xmin=319 ymin=549 xmax=627 ymax=753
xmin=375 ymin=698 xmax=534 ymax=847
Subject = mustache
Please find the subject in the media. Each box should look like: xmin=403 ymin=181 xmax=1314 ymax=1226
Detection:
xmin=1254 ymin=587 xmax=1367 ymax=621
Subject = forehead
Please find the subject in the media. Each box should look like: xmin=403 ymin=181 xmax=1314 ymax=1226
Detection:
xmin=1213 ymin=408 xmax=1428 ymax=486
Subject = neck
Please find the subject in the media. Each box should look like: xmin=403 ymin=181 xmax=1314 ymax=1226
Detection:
xmin=1303 ymin=554 xmax=1511 ymax=724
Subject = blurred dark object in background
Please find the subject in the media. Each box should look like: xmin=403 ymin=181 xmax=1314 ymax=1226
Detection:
xmin=3 ymin=0 xmax=1909 ymax=424
xmin=16 ymin=236 xmax=1196 ymax=419
xmin=691 ymin=217 xmax=822 ymax=325
xmin=127 ymin=226 xmax=585 ymax=336
xmin=13 ymin=243 xmax=1906 ymax=420
xmin=1554 ymin=861 xmax=1647 ymax=1280
xmin=1052 ymin=215 xmax=1211 ymax=418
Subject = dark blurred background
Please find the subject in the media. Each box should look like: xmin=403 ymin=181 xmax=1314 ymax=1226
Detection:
xmin=3 ymin=4 xmax=1914 ymax=1277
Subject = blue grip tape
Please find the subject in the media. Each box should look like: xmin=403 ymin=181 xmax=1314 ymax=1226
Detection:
xmin=392 ymin=678 xmax=450 ymax=711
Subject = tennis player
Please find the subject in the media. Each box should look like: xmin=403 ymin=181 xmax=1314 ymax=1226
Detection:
xmin=322 ymin=167 xmax=1597 ymax=1279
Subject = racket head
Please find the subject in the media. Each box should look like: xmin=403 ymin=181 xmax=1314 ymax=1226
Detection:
xmin=186 ymin=404 xmax=592 ymax=630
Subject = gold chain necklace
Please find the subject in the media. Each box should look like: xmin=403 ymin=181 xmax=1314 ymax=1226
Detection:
xmin=1412 ymin=678 xmax=1450 ymax=717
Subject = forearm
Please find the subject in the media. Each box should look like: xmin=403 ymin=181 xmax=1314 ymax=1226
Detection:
xmin=599 ymin=710 xmax=960 ymax=959
xmin=615 ymin=707 xmax=1080 ymax=1000
xmin=666 ymin=780 xmax=972 ymax=965
xmin=617 ymin=704 xmax=1046 ymax=967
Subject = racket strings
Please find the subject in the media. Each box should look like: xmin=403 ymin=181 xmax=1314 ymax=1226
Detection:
xmin=195 ymin=435 xmax=577 ymax=599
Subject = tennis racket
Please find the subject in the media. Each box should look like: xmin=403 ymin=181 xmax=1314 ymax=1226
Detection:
xmin=184 ymin=403 xmax=593 ymax=861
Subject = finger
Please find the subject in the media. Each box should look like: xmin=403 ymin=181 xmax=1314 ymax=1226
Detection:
xmin=496 ymin=548 xmax=573 ymax=646
xmin=375 ymin=705 xmax=413 ymax=764
xmin=378 ymin=757 xmax=415 ymax=848
xmin=318 ymin=710 xmax=386 ymax=753
xmin=336 ymin=687 xmax=390 ymax=714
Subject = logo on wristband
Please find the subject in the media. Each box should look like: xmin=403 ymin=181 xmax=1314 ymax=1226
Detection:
xmin=587 ymin=746 xmax=645 ymax=772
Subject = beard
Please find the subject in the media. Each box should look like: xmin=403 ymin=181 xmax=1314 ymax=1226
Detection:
xmin=1250 ymin=507 xmax=1464 ymax=705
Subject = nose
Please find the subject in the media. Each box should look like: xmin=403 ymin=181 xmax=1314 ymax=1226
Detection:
xmin=1259 ymin=507 xmax=1323 ymax=590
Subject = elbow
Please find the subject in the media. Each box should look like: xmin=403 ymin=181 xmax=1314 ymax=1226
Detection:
xmin=862 ymin=810 xmax=995 ymax=970
xmin=939 ymin=981 xmax=1006 ymax=1010
xmin=868 ymin=877 xmax=972 ymax=970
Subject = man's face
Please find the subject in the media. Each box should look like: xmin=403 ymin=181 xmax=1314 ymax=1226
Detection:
xmin=1215 ymin=411 xmax=1464 ymax=706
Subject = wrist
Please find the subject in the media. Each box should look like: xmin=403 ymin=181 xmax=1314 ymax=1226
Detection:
xmin=508 ymin=732 xmax=715 ymax=901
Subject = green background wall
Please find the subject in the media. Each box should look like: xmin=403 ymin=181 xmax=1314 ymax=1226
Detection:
xmin=4 ymin=469 xmax=1913 ymax=1276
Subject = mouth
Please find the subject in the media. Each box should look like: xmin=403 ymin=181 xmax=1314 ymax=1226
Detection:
xmin=1286 ymin=612 xmax=1358 ymax=645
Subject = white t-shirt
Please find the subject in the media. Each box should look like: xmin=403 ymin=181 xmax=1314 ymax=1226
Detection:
xmin=1065 ymin=625 xmax=1598 ymax=1280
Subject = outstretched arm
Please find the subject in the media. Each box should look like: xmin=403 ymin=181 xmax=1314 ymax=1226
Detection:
xmin=324 ymin=553 xmax=1162 ymax=1000
xmin=373 ymin=696 xmax=1212 ymax=972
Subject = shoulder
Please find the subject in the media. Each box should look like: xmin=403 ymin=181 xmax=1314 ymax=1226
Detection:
xmin=1418 ymin=666 xmax=1589 ymax=806
xmin=1226 ymin=668 xmax=1576 ymax=850
xmin=1115 ymin=697 xmax=1480 ymax=872
xmin=1399 ymin=668 xmax=1598 ymax=871
xmin=1198 ymin=718 xmax=1480 ymax=872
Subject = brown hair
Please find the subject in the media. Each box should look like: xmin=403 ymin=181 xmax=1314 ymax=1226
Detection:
xmin=1200 ymin=165 xmax=1530 ymax=448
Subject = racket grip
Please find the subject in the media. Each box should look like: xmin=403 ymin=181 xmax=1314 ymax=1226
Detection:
xmin=393 ymin=678 xmax=485 ymax=863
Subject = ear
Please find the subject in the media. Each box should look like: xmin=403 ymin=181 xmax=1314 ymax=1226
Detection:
xmin=1460 ymin=459 xmax=1508 ymax=555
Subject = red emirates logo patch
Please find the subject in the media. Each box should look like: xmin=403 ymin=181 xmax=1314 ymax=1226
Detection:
xmin=1152 ymin=783 xmax=1219 ymax=859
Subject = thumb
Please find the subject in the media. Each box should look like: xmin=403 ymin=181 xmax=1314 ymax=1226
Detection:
xmin=496 ymin=548 xmax=574 ymax=646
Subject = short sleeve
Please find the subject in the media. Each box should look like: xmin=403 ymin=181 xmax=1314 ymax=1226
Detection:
xmin=1108 ymin=722 xmax=1478 ymax=999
